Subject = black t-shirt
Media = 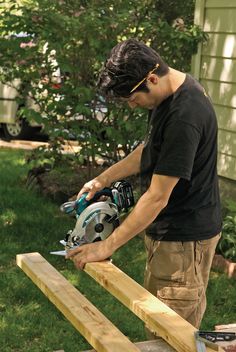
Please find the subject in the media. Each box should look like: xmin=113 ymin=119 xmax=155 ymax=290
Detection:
xmin=140 ymin=74 xmax=222 ymax=241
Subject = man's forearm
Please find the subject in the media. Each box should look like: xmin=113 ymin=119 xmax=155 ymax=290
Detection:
xmin=106 ymin=174 xmax=179 ymax=252
xmin=98 ymin=143 xmax=144 ymax=186
xmin=106 ymin=188 xmax=167 ymax=252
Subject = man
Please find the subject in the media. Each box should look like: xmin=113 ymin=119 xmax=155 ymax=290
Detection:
xmin=66 ymin=39 xmax=222 ymax=330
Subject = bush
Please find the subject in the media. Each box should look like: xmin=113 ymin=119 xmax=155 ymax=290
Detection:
xmin=217 ymin=200 xmax=236 ymax=262
xmin=0 ymin=0 xmax=205 ymax=175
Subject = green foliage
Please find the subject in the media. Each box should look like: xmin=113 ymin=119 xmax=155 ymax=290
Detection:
xmin=224 ymin=198 xmax=236 ymax=213
xmin=0 ymin=148 xmax=146 ymax=350
xmin=0 ymin=0 xmax=204 ymax=172
xmin=200 ymin=271 xmax=236 ymax=329
xmin=0 ymin=149 xmax=235 ymax=350
xmin=216 ymin=199 xmax=236 ymax=261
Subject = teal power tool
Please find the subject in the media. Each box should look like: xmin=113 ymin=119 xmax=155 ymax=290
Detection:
xmin=50 ymin=180 xmax=134 ymax=256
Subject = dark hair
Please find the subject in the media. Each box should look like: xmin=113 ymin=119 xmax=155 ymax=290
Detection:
xmin=97 ymin=38 xmax=169 ymax=99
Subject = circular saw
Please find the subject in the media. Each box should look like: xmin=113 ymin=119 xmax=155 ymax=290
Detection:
xmin=50 ymin=180 xmax=134 ymax=256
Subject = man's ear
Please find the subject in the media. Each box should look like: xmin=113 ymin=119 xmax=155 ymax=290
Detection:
xmin=147 ymin=74 xmax=158 ymax=85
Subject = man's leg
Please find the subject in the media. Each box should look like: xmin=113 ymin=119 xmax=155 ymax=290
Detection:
xmin=144 ymin=234 xmax=220 ymax=337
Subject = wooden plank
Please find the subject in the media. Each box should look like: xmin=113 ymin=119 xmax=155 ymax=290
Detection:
xmin=85 ymin=261 xmax=224 ymax=352
xmin=0 ymin=139 xmax=81 ymax=153
xmin=215 ymin=324 xmax=236 ymax=330
xmin=214 ymin=324 xmax=236 ymax=350
xmin=202 ymin=33 xmax=236 ymax=58
xmin=206 ymin=0 xmax=236 ymax=8
xmin=0 ymin=140 xmax=36 ymax=150
xmin=82 ymin=339 xmax=175 ymax=352
xmin=200 ymin=56 xmax=236 ymax=83
xmin=16 ymin=252 xmax=140 ymax=352
xmin=204 ymin=8 xmax=236 ymax=33
xmin=218 ymin=153 xmax=236 ymax=180
xmin=218 ymin=129 xmax=236 ymax=157
xmin=200 ymin=79 xmax=236 ymax=108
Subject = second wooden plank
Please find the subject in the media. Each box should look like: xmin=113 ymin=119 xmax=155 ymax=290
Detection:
xmin=85 ymin=261 xmax=224 ymax=352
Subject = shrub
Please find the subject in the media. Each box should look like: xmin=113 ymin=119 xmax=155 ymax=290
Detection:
xmin=0 ymin=0 xmax=205 ymax=175
xmin=217 ymin=200 xmax=236 ymax=262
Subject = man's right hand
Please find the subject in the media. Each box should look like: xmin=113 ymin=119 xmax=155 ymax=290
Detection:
xmin=77 ymin=175 xmax=110 ymax=201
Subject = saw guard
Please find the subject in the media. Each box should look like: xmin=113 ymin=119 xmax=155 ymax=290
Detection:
xmin=71 ymin=201 xmax=118 ymax=242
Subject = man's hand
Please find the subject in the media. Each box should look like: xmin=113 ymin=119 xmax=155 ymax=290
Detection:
xmin=65 ymin=239 xmax=114 ymax=270
xmin=77 ymin=176 xmax=110 ymax=201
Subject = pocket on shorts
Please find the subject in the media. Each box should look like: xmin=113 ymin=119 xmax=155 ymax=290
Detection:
xmin=157 ymin=285 xmax=205 ymax=327
xmin=149 ymin=241 xmax=185 ymax=283
xmin=157 ymin=286 xmax=199 ymax=301
xmin=157 ymin=286 xmax=200 ymax=310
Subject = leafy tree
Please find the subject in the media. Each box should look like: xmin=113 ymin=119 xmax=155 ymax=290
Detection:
xmin=0 ymin=0 xmax=205 ymax=175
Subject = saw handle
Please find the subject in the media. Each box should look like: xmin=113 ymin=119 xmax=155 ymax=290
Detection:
xmin=86 ymin=187 xmax=113 ymax=203
xmin=75 ymin=188 xmax=114 ymax=216
xmin=60 ymin=188 xmax=114 ymax=215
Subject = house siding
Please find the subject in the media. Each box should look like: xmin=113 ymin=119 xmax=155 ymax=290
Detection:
xmin=192 ymin=0 xmax=236 ymax=181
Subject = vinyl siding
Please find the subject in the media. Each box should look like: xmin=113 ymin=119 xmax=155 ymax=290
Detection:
xmin=192 ymin=0 xmax=236 ymax=180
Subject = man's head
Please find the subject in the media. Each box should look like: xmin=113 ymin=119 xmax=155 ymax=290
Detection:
xmin=97 ymin=39 xmax=169 ymax=108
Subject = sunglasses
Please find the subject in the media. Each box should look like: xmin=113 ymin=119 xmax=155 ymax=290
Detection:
xmin=130 ymin=63 xmax=160 ymax=93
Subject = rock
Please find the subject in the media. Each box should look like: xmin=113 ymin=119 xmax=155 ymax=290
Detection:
xmin=212 ymin=254 xmax=236 ymax=279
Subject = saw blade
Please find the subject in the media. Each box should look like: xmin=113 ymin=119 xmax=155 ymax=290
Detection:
xmin=84 ymin=212 xmax=115 ymax=242
xmin=50 ymin=250 xmax=67 ymax=256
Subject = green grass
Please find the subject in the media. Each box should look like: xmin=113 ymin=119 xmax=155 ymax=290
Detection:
xmin=0 ymin=148 xmax=235 ymax=352
xmin=0 ymin=148 xmax=146 ymax=352
xmin=201 ymin=272 xmax=236 ymax=329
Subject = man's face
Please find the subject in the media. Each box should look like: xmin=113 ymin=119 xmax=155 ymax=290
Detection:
xmin=125 ymin=89 xmax=159 ymax=110
xmin=122 ymin=74 xmax=162 ymax=110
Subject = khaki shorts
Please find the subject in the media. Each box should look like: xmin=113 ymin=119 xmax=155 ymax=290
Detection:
xmin=144 ymin=234 xmax=220 ymax=333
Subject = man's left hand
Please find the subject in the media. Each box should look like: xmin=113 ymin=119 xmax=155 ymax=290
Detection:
xmin=65 ymin=240 xmax=113 ymax=270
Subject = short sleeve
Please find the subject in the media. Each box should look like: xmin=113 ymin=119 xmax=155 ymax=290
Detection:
xmin=154 ymin=120 xmax=201 ymax=180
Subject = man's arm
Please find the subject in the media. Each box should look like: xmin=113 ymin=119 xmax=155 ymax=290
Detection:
xmin=107 ymin=174 xmax=179 ymax=251
xmin=78 ymin=143 xmax=144 ymax=199
xmin=67 ymin=174 xmax=180 ymax=269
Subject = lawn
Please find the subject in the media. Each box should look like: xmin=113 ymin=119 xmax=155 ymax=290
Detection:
xmin=0 ymin=148 xmax=235 ymax=352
